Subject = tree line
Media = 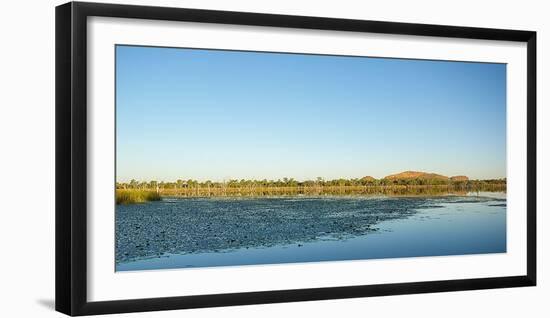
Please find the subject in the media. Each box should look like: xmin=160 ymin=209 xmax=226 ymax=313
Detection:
xmin=116 ymin=177 xmax=506 ymax=190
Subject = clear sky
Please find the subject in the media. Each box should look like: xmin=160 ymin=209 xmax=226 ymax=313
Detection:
xmin=116 ymin=45 xmax=506 ymax=182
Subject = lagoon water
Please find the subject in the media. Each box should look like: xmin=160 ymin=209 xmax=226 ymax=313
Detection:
xmin=116 ymin=193 xmax=506 ymax=271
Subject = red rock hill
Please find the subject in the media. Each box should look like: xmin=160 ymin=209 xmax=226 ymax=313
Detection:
xmin=383 ymin=171 xmax=450 ymax=181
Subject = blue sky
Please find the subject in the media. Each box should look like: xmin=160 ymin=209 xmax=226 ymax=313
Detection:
xmin=116 ymin=45 xmax=506 ymax=182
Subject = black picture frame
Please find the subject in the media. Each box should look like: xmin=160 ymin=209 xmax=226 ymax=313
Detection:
xmin=55 ymin=1 xmax=537 ymax=316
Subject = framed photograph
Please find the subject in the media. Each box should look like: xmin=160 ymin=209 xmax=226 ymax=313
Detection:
xmin=55 ymin=1 xmax=536 ymax=316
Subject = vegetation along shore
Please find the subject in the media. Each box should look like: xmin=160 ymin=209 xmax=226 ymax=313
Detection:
xmin=115 ymin=171 xmax=506 ymax=204
xmin=116 ymin=190 xmax=161 ymax=205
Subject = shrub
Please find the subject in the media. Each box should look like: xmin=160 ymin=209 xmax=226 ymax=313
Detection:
xmin=116 ymin=190 xmax=161 ymax=205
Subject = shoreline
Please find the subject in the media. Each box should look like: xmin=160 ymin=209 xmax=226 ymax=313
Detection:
xmin=116 ymin=185 xmax=506 ymax=204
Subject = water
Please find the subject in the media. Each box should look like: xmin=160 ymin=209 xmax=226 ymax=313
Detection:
xmin=115 ymin=193 xmax=506 ymax=271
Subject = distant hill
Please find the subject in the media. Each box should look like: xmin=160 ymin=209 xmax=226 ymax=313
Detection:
xmin=383 ymin=171 xmax=450 ymax=181
xmin=360 ymin=176 xmax=377 ymax=182
xmin=450 ymin=175 xmax=469 ymax=181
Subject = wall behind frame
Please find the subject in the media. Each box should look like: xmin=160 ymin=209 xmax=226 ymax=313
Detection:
xmin=0 ymin=0 xmax=546 ymax=317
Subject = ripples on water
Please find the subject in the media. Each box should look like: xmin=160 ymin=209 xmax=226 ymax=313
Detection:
xmin=115 ymin=195 xmax=505 ymax=264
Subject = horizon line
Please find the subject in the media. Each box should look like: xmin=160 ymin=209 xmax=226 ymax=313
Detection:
xmin=116 ymin=174 xmax=507 ymax=184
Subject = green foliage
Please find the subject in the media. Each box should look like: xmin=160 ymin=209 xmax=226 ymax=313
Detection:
xmin=115 ymin=176 xmax=506 ymax=199
xmin=116 ymin=190 xmax=161 ymax=205
xmin=116 ymin=176 xmax=506 ymax=191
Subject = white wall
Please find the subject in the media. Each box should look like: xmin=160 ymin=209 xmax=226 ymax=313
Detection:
xmin=0 ymin=0 xmax=547 ymax=316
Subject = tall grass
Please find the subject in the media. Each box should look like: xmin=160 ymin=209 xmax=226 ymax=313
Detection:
xmin=157 ymin=183 xmax=506 ymax=198
xmin=116 ymin=189 xmax=161 ymax=205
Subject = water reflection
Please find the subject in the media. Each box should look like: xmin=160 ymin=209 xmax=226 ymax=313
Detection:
xmin=116 ymin=194 xmax=506 ymax=270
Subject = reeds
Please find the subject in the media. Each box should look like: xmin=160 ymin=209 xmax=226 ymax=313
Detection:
xmin=116 ymin=190 xmax=161 ymax=205
xmin=157 ymin=183 xmax=506 ymax=198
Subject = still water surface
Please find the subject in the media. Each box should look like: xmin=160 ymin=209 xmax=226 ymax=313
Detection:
xmin=116 ymin=193 xmax=506 ymax=271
